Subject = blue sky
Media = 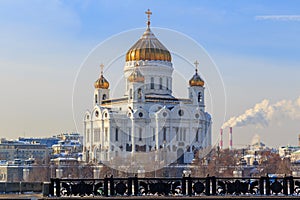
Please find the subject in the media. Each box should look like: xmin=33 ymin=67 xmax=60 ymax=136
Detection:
xmin=0 ymin=0 xmax=299 ymax=147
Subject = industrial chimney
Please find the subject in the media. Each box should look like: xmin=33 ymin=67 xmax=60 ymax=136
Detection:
xmin=229 ymin=127 xmax=233 ymax=150
xmin=220 ymin=128 xmax=223 ymax=149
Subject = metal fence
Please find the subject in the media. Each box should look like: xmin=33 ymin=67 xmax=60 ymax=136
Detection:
xmin=49 ymin=175 xmax=300 ymax=197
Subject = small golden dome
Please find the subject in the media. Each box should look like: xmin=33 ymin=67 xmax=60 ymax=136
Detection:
xmin=128 ymin=65 xmax=145 ymax=83
xmin=94 ymin=75 xmax=109 ymax=89
xmin=94 ymin=64 xmax=109 ymax=89
xmin=189 ymin=60 xmax=204 ymax=87
xmin=125 ymin=10 xmax=171 ymax=62
xmin=189 ymin=73 xmax=205 ymax=87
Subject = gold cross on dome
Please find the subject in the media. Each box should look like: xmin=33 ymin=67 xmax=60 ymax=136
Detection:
xmin=145 ymin=9 xmax=152 ymax=27
xmin=194 ymin=60 xmax=199 ymax=72
xmin=100 ymin=63 xmax=104 ymax=75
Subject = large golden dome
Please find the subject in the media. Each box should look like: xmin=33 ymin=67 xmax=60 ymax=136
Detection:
xmin=125 ymin=10 xmax=171 ymax=62
xmin=126 ymin=28 xmax=171 ymax=62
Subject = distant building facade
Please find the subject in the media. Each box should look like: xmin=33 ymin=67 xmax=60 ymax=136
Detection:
xmin=0 ymin=142 xmax=49 ymax=164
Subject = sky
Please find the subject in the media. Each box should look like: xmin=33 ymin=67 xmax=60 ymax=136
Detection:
xmin=0 ymin=0 xmax=299 ymax=148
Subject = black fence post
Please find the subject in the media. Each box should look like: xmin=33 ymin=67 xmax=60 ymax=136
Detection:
xmin=182 ymin=175 xmax=186 ymax=195
xmin=134 ymin=175 xmax=138 ymax=196
xmin=49 ymin=178 xmax=54 ymax=197
xmin=205 ymin=175 xmax=210 ymax=196
xmin=110 ymin=175 xmax=115 ymax=196
xmin=211 ymin=176 xmax=216 ymax=195
xmin=187 ymin=175 xmax=192 ymax=196
xmin=259 ymin=176 xmax=264 ymax=195
xmin=283 ymin=176 xmax=288 ymax=195
xmin=265 ymin=175 xmax=270 ymax=195
xmin=127 ymin=177 xmax=132 ymax=196
xmin=289 ymin=176 xmax=294 ymax=194
xmin=55 ymin=178 xmax=60 ymax=197
xmin=104 ymin=176 xmax=108 ymax=197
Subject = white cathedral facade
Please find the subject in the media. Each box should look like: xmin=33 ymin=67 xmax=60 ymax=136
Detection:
xmin=83 ymin=11 xmax=212 ymax=169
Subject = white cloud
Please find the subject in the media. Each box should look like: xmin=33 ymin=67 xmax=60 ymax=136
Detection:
xmin=255 ymin=15 xmax=300 ymax=21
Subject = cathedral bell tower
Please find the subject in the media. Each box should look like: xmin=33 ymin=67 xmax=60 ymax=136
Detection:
xmin=127 ymin=63 xmax=145 ymax=109
xmin=188 ymin=60 xmax=205 ymax=111
xmin=94 ymin=64 xmax=110 ymax=106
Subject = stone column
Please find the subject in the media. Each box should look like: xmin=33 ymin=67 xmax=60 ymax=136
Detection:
xmin=131 ymin=118 xmax=135 ymax=153
xmin=23 ymin=168 xmax=30 ymax=181
xmin=56 ymin=169 xmax=63 ymax=178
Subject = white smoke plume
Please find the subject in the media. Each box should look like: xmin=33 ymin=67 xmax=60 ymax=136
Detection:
xmin=222 ymin=96 xmax=300 ymax=129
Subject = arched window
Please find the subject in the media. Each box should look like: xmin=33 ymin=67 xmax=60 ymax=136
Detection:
xmin=166 ymin=78 xmax=169 ymax=90
xmin=196 ymin=128 xmax=199 ymax=142
xmin=163 ymin=127 xmax=167 ymax=141
xmin=198 ymin=92 xmax=202 ymax=102
xmin=95 ymin=94 xmax=98 ymax=104
xmin=128 ymin=128 xmax=131 ymax=141
xmin=129 ymin=89 xmax=133 ymax=99
xmin=138 ymin=88 xmax=142 ymax=99
xmin=115 ymin=128 xmax=119 ymax=142
xmin=150 ymin=77 xmax=154 ymax=89
xmin=104 ymin=128 xmax=108 ymax=142
xmin=159 ymin=77 xmax=163 ymax=89
xmin=152 ymin=128 xmax=155 ymax=141
xmin=139 ymin=128 xmax=142 ymax=141
xmin=102 ymin=94 xmax=106 ymax=100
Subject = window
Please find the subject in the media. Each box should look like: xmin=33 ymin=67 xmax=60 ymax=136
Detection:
xmin=178 ymin=109 xmax=184 ymax=117
xmin=159 ymin=77 xmax=163 ymax=89
xmin=183 ymin=128 xmax=186 ymax=141
xmin=163 ymin=127 xmax=167 ymax=141
xmin=95 ymin=94 xmax=98 ymax=104
xmin=195 ymin=129 xmax=199 ymax=142
xmin=138 ymin=88 xmax=142 ymax=100
xmin=150 ymin=77 xmax=154 ymax=89
xmin=105 ymin=128 xmax=108 ymax=142
xmin=129 ymin=89 xmax=133 ymax=99
xmin=139 ymin=128 xmax=142 ymax=141
xmin=166 ymin=78 xmax=169 ymax=90
xmin=128 ymin=128 xmax=131 ymax=141
xmin=102 ymin=94 xmax=107 ymax=100
xmin=115 ymin=128 xmax=119 ymax=141
xmin=175 ymin=127 xmax=179 ymax=141
xmin=198 ymin=92 xmax=202 ymax=102
xmin=152 ymin=128 xmax=155 ymax=141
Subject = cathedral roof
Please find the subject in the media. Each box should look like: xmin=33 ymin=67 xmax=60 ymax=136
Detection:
xmin=125 ymin=9 xmax=171 ymax=62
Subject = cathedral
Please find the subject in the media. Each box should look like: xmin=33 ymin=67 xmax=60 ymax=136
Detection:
xmin=83 ymin=10 xmax=212 ymax=171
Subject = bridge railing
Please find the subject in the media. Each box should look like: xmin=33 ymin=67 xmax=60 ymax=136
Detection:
xmin=49 ymin=175 xmax=300 ymax=197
